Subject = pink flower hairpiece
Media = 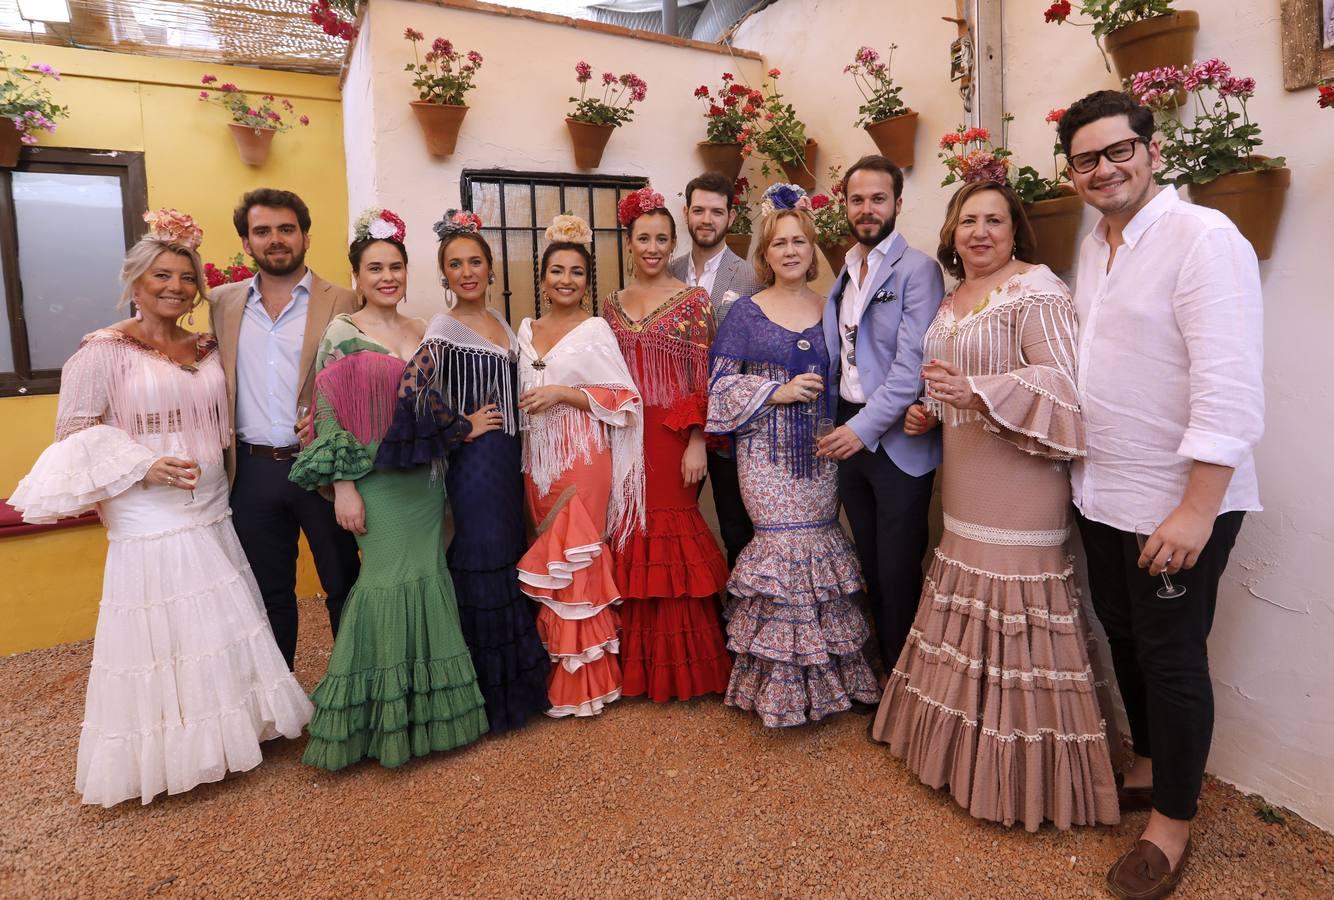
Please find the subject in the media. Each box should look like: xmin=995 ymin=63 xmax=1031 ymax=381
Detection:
xmin=433 ymin=209 xmax=484 ymax=241
xmin=616 ymin=186 xmax=667 ymax=226
xmin=352 ymin=207 xmax=407 ymax=244
xmin=143 ymin=208 xmax=203 ymax=251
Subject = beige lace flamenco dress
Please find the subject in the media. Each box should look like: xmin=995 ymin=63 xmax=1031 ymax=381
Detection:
xmin=870 ymin=266 xmax=1120 ymax=831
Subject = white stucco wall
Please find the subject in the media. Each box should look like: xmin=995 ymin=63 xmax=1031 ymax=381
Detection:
xmin=1002 ymin=0 xmax=1334 ymax=831
xmin=344 ymin=0 xmax=764 ymax=324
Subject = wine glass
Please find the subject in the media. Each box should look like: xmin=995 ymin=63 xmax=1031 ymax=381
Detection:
xmin=182 ymin=462 xmax=199 ymax=506
xmin=801 ymin=364 xmax=823 ymax=416
xmin=815 ymin=416 xmax=836 ymax=471
xmin=1135 ymin=522 xmax=1187 ymax=599
xmin=295 ymin=403 xmax=311 ymax=447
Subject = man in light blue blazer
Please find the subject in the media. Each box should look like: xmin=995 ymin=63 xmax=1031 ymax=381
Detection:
xmin=816 ymin=156 xmax=945 ymax=675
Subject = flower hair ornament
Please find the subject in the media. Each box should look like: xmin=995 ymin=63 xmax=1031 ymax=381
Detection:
xmin=758 ymin=183 xmax=812 ymax=218
xmin=352 ymin=207 xmax=407 ymax=243
xmin=545 ymin=213 xmax=593 ymax=246
xmin=433 ymin=208 xmax=484 ymax=241
xmin=616 ymin=186 xmax=667 ymax=226
xmin=143 ymin=208 xmax=203 ymax=250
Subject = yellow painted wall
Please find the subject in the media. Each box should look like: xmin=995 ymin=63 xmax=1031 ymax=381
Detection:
xmin=0 ymin=41 xmax=346 ymax=654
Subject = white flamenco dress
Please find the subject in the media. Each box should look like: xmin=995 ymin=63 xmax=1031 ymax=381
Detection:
xmin=10 ymin=329 xmax=311 ymax=807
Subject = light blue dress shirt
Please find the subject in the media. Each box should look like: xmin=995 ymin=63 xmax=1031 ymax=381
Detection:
xmin=235 ymin=269 xmax=312 ymax=447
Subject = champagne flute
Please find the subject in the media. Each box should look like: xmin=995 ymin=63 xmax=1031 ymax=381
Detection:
xmin=815 ymin=416 xmax=836 ymax=472
xmin=1135 ymin=522 xmax=1187 ymax=599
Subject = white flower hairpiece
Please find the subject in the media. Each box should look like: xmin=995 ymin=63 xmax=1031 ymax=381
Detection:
xmin=353 ymin=207 xmax=406 ymax=243
xmin=544 ymin=213 xmax=592 ymax=246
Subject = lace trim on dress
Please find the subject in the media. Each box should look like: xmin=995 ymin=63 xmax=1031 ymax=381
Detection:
xmin=907 ymin=629 xmax=1093 ymax=683
xmin=933 ymin=547 xmax=1073 ymax=581
xmin=890 ymin=677 xmax=1109 ymax=743
xmin=942 ymin=513 xmax=1070 ymax=547
xmin=927 ymin=582 xmax=1079 ymax=626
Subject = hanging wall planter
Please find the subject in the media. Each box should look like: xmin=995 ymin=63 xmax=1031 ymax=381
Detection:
xmin=819 ymin=236 xmax=856 ymax=275
xmin=1022 ymin=187 xmax=1085 ymax=273
xmin=1105 ymin=11 xmax=1200 ymax=91
xmin=1187 ymin=158 xmax=1290 ymax=261
xmin=228 ymin=124 xmax=277 ymax=167
xmin=779 ymin=139 xmax=819 ymax=191
xmin=697 ymin=141 xmax=744 ymax=181
xmin=411 ymin=102 xmax=469 ymax=156
xmin=864 ymin=110 xmax=918 ymax=168
xmin=566 ymin=118 xmax=616 ymax=169
xmin=725 ymin=232 xmax=752 ymax=260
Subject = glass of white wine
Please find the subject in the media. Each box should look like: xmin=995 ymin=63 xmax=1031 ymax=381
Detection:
xmin=1135 ymin=522 xmax=1186 ymax=599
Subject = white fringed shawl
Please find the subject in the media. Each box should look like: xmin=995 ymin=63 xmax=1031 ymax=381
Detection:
xmin=518 ymin=316 xmax=645 ymax=547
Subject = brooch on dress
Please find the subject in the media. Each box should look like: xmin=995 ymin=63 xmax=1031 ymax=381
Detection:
xmin=795 ymin=338 xmax=812 ymax=351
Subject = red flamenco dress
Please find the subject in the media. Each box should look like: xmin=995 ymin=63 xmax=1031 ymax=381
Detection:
xmin=604 ymin=286 xmax=731 ymax=701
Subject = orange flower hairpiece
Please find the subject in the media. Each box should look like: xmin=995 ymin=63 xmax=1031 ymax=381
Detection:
xmin=143 ymin=208 xmax=203 ymax=251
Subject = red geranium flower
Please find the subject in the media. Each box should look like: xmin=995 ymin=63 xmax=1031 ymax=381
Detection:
xmin=767 ymin=68 xmax=781 ymax=78
xmin=1044 ymin=1 xmax=1072 ymax=24
xmin=810 ymin=194 xmax=831 ymax=210
xmin=1045 ymin=107 xmax=1066 ymax=124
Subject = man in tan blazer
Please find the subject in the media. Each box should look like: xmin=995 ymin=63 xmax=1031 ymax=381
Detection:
xmin=210 ymin=188 xmax=360 ymax=669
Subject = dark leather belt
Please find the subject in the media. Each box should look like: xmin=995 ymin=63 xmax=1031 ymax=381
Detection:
xmin=240 ymin=441 xmax=301 ymax=461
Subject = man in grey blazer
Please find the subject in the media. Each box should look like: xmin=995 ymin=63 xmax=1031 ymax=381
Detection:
xmin=816 ymin=156 xmax=945 ymax=675
xmin=670 ymin=172 xmax=767 ymax=566
xmin=210 ymin=188 xmax=360 ymax=669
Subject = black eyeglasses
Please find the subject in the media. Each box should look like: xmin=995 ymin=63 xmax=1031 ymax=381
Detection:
xmin=1068 ymin=137 xmax=1148 ymax=174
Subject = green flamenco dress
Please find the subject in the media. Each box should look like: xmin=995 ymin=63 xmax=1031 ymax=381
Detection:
xmin=290 ymin=316 xmax=488 ymax=769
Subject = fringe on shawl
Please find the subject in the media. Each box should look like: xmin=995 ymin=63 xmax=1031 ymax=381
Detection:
xmin=312 ymin=351 xmax=406 ymax=446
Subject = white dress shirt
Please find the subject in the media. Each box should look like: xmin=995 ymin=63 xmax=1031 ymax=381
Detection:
xmin=687 ymin=247 xmax=725 ymax=298
xmin=838 ymin=231 xmax=898 ymax=403
xmin=1071 ymin=187 xmax=1263 ymax=533
xmin=235 ymin=269 xmax=312 ymax=447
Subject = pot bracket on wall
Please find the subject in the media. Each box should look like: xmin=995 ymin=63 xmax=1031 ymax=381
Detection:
xmin=1280 ymin=0 xmax=1334 ymax=90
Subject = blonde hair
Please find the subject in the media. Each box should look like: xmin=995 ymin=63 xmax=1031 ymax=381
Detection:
xmin=752 ymin=209 xmax=819 ymax=285
xmin=119 ymin=237 xmax=209 ymax=309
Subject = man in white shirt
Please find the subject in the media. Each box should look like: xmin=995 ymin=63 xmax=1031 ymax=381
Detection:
xmin=210 ymin=189 xmax=361 ymax=669
xmin=669 ymin=172 xmax=765 ymax=568
xmin=1060 ymin=91 xmax=1264 ymax=899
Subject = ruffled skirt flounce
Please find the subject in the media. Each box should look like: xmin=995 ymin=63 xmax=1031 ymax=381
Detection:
xmin=518 ymin=495 xmax=623 ymax=717
xmin=724 ymin=525 xmax=880 ymax=727
xmin=79 ymin=512 xmax=311 ymax=807
xmin=612 ymin=507 xmax=731 ymax=702
xmin=870 ymin=536 xmax=1120 ymax=831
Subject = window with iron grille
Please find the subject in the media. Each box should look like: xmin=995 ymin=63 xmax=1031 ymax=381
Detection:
xmin=460 ymin=169 xmax=647 ymax=330
xmin=0 ymin=148 xmax=148 ymax=397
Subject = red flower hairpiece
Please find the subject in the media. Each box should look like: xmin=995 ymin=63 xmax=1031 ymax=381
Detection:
xmin=616 ymin=186 xmax=666 ymax=226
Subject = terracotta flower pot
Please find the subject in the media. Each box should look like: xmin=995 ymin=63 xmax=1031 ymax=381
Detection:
xmin=1187 ymin=159 xmax=1290 ymax=261
xmin=566 ymin=118 xmax=616 ymax=169
xmin=1105 ymin=11 xmax=1199 ymax=100
xmin=228 ymin=123 xmax=277 ymax=167
xmin=819 ymin=236 xmax=856 ymax=274
xmin=725 ymin=232 xmax=752 ymax=260
xmin=411 ymin=102 xmax=469 ymax=157
xmin=1022 ymin=187 xmax=1085 ymax=273
xmin=697 ymin=141 xmax=744 ymax=181
xmin=779 ymin=140 xmax=819 ymax=191
xmin=864 ymin=110 xmax=918 ymax=168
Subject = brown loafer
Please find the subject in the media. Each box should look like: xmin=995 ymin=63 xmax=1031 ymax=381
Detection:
xmin=1106 ymin=838 xmax=1192 ymax=899
xmin=1115 ymin=772 xmax=1154 ymax=813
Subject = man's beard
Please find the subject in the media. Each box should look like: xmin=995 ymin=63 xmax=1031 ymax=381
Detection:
xmin=253 ymin=246 xmax=307 ymax=277
xmin=850 ymin=213 xmax=897 ymax=248
xmin=688 ymin=222 xmax=725 ymax=250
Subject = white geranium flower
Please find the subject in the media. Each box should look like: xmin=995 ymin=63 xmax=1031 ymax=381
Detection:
xmin=368 ymin=217 xmax=396 ymax=239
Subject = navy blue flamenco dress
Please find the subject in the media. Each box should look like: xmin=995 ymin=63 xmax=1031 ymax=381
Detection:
xmin=376 ymin=311 xmax=550 ymax=732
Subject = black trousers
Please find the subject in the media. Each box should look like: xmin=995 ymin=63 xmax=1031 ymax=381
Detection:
xmin=231 ymin=445 xmax=361 ymax=669
xmin=706 ymin=449 xmax=753 ymax=568
xmin=1076 ymin=509 xmax=1245 ymax=820
xmin=835 ymin=400 xmax=935 ymax=671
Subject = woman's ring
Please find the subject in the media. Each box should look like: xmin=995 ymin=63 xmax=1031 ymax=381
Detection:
xmin=168 ymin=475 xmax=175 ymax=485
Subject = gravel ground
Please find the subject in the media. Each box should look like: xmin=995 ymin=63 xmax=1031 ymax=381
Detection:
xmin=2 ymin=596 xmax=1331 ymax=899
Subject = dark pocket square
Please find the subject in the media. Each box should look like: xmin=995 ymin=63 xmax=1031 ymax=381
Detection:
xmin=872 ymin=289 xmax=897 ymax=304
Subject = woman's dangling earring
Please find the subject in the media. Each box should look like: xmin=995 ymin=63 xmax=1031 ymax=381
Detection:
xmin=440 ymin=277 xmax=448 ymax=288
xmin=132 ymin=295 xmax=143 ymax=321
xmin=187 ymin=301 xmax=196 ymax=327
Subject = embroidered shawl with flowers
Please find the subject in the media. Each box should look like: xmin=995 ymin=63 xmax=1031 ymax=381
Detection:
xmin=604 ymin=286 xmax=714 ymax=433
